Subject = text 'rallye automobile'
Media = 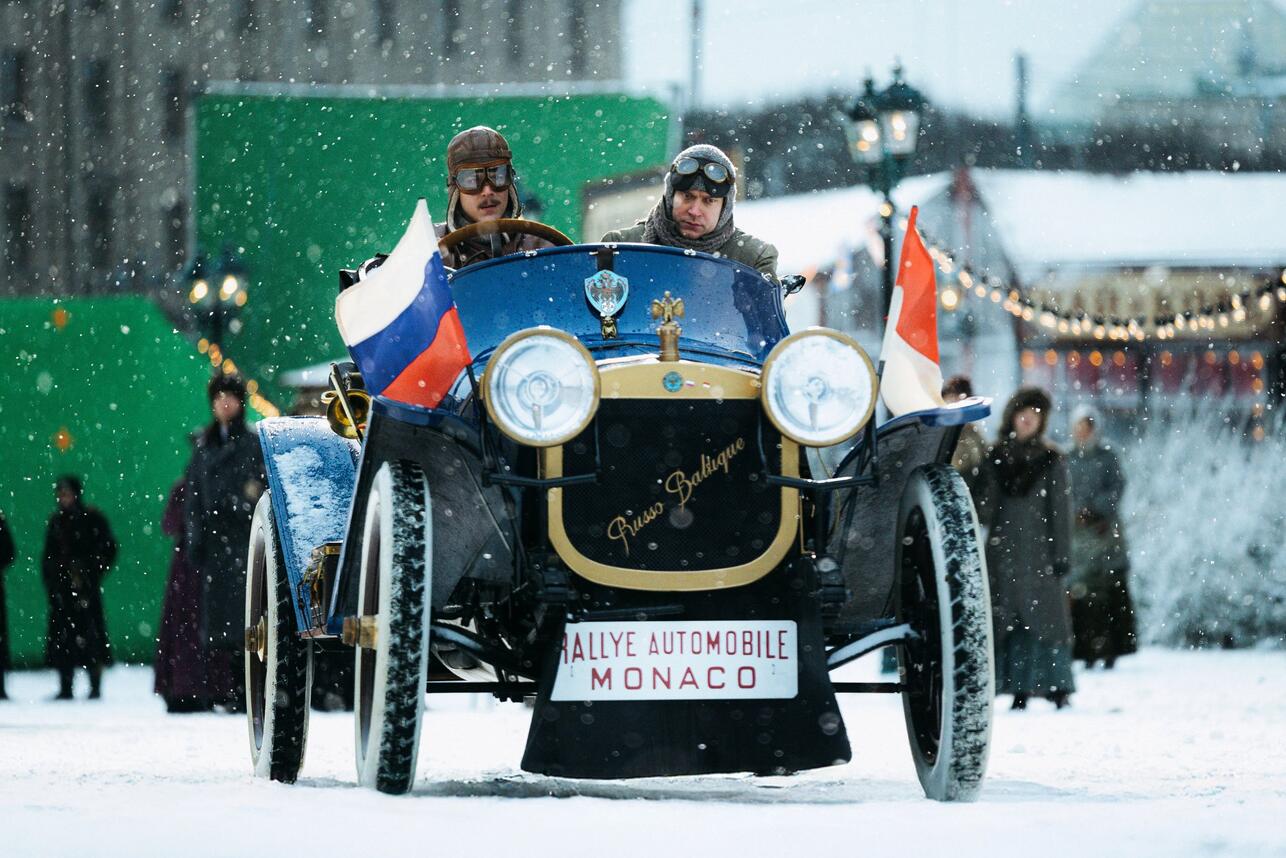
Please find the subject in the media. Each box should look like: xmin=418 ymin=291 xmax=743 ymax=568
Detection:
xmin=244 ymin=202 xmax=995 ymax=799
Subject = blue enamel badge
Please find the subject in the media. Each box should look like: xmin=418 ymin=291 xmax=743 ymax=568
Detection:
xmin=663 ymin=371 xmax=683 ymax=393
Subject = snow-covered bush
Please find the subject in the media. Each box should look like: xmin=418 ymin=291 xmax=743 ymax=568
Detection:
xmin=1118 ymin=402 xmax=1286 ymax=648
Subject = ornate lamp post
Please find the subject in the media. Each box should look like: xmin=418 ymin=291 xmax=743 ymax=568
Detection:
xmin=842 ymin=64 xmax=928 ymax=334
xmin=185 ymin=245 xmax=248 ymax=346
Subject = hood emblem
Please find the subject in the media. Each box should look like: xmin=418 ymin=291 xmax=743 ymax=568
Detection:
xmin=585 ymin=270 xmax=629 ymax=339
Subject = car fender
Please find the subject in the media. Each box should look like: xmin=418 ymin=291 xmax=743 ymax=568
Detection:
xmin=258 ymin=416 xmax=360 ymax=632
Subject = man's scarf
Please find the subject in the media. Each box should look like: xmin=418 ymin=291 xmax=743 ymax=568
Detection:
xmin=641 ymin=197 xmax=736 ymax=254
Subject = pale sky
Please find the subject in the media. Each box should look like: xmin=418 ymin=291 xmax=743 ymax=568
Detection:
xmin=624 ymin=0 xmax=1146 ymax=117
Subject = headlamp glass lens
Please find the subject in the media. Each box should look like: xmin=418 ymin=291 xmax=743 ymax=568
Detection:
xmin=485 ymin=332 xmax=598 ymax=446
xmin=763 ymin=333 xmax=875 ymax=446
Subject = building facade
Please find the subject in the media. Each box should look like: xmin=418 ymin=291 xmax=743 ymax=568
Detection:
xmin=0 ymin=0 xmax=622 ymax=297
xmin=1044 ymin=0 xmax=1286 ymax=161
xmin=740 ymin=167 xmax=1286 ymax=436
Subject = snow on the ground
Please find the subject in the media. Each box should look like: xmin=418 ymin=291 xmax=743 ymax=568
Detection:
xmin=1 ymin=649 xmax=1284 ymax=857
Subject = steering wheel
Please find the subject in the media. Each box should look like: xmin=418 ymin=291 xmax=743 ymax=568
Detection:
xmin=438 ymin=218 xmax=574 ymax=252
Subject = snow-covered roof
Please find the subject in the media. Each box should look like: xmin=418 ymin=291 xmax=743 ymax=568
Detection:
xmin=972 ymin=169 xmax=1286 ymax=279
xmin=736 ymin=173 xmax=952 ymax=276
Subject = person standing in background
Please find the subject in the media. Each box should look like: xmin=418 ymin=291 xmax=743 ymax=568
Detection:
xmin=1067 ymin=405 xmax=1137 ymax=669
xmin=0 ymin=511 xmax=15 ymax=700
xmin=185 ymin=373 xmax=265 ymax=712
xmin=42 ymin=476 xmax=117 ymax=700
xmin=976 ymin=388 xmax=1076 ymax=710
xmin=154 ymin=474 xmax=212 ymax=712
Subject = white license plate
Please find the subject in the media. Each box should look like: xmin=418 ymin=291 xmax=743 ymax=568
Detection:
xmin=551 ymin=620 xmax=799 ymax=701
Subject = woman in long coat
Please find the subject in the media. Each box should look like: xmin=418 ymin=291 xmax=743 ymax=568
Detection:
xmin=185 ymin=373 xmax=265 ymax=710
xmin=154 ymin=477 xmax=211 ymax=712
xmin=976 ymin=388 xmax=1076 ymax=710
xmin=43 ymin=476 xmax=117 ymax=699
xmin=1067 ymin=406 xmax=1137 ymax=668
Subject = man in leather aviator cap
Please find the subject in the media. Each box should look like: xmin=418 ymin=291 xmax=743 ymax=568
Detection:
xmin=434 ymin=125 xmax=555 ymax=269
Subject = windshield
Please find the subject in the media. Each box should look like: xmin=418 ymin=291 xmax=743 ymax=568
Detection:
xmin=449 ymin=244 xmax=789 ymax=365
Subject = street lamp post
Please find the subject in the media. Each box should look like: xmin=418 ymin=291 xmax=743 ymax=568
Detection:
xmin=842 ymin=65 xmax=928 ymax=335
xmin=185 ymin=245 xmax=248 ymax=347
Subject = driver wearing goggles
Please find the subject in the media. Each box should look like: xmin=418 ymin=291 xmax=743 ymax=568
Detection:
xmin=434 ymin=125 xmax=554 ymax=269
xmin=600 ymin=144 xmax=778 ymax=281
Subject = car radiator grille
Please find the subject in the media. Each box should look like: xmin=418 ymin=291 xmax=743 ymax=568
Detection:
xmin=557 ymin=399 xmax=784 ymax=573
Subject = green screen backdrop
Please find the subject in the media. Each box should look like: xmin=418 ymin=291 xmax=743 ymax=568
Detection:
xmin=0 ymin=298 xmax=223 ymax=667
xmin=195 ymin=90 xmax=673 ymax=401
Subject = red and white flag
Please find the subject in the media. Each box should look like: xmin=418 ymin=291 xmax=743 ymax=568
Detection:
xmin=879 ymin=206 xmax=945 ymax=417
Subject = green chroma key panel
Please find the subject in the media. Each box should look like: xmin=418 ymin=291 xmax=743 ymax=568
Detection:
xmin=0 ymin=297 xmax=238 ymax=666
xmin=195 ymin=90 xmax=673 ymax=402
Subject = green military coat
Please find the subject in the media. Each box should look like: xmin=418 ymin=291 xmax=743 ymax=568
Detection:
xmin=600 ymin=223 xmax=780 ymax=282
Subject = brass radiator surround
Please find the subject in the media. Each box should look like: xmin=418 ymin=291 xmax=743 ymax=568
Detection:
xmin=545 ymin=360 xmax=802 ymax=592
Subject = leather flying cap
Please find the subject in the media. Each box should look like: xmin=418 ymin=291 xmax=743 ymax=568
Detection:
xmin=447 ymin=126 xmax=513 ymax=175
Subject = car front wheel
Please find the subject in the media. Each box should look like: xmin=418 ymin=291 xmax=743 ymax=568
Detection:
xmin=353 ymin=460 xmax=432 ymax=795
xmin=896 ymin=464 xmax=994 ymax=802
xmin=245 ymin=492 xmax=313 ymax=783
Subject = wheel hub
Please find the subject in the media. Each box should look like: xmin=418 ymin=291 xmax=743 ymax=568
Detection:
xmin=245 ymin=615 xmax=267 ymax=663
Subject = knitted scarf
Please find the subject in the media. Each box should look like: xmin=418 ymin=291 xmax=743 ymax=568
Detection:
xmin=641 ymin=197 xmax=736 ymax=255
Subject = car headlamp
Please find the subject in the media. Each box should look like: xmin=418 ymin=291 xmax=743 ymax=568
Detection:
xmin=760 ymin=329 xmax=877 ymax=446
xmin=483 ymin=328 xmax=600 ymax=446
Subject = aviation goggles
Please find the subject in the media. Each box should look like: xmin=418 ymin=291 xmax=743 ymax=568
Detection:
xmin=452 ymin=163 xmax=514 ymax=194
xmin=670 ymin=157 xmax=732 ymax=198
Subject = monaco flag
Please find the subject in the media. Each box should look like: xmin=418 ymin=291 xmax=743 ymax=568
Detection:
xmin=335 ymin=199 xmax=471 ymax=409
xmin=879 ymin=206 xmax=945 ymax=417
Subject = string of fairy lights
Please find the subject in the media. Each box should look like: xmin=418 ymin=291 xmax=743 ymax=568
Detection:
xmin=904 ymin=217 xmax=1286 ymax=343
xmin=192 ymin=217 xmax=1284 ymax=416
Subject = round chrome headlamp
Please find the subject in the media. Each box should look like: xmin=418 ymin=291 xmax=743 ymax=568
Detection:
xmin=761 ymin=329 xmax=877 ymax=446
xmin=483 ymin=328 xmax=600 ymax=447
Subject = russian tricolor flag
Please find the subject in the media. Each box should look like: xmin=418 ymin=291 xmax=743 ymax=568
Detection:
xmin=879 ymin=206 xmax=946 ymax=417
xmin=336 ymin=199 xmax=471 ymax=409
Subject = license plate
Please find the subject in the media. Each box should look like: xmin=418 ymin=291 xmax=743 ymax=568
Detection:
xmin=551 ymin=620 xmax=799 ymax=701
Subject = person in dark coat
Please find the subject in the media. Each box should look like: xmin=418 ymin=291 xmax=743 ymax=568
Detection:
xmin=42 ymin=476 xmax=117 ymax=700
xmin=601 ymin=144 xmax=779 ymax=281
xmin=976 ymin=388 xmax=1076 ymax=710
xmin=1067 ymin=405 xmax=1137 ymax=669
xmin=154 ymin=476 xmax=212 ymax=712
xmin=185 ymin=373 xmax=265 ymax=711
xmin=0 ymin=510 xmax=15 ymax=700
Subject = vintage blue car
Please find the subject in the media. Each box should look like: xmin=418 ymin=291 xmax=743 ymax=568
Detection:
xmin=242 ymin=218 xmax=994 ymax=799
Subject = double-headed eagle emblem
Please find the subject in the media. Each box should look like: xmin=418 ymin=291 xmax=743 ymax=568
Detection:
xmin=585 ymin=270 xmax=630 ymax=338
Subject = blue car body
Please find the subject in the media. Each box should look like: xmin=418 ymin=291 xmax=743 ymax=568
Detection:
xmin=256 ymin=241 xmax=990 ymax=780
